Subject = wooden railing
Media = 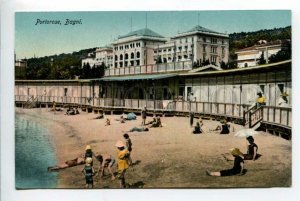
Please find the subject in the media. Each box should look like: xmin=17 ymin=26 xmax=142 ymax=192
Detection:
xmin=15 ymin=95 xmax=291 ymax=129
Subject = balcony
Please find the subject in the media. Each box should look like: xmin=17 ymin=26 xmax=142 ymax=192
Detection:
xmin=104 ymin=61 xmax=193 ymax=76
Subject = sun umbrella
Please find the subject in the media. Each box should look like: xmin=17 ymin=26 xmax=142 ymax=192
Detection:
xmin=234 ymin=128 xmax=259 ymax=137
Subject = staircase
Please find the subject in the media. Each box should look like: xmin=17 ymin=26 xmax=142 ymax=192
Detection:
xmin=243 ymin=105 xmax=263 ymax=129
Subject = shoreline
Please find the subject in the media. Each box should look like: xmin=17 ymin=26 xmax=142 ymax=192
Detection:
xmin=15 ymin=107 xmax=292 ymax=188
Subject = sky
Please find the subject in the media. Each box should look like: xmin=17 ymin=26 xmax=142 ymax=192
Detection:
xmin=15 ymin=10 xmax=291 ymax=60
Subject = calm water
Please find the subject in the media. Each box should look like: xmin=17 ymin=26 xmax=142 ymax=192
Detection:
xmin=15 ymin=114 xmax=58 ymax=189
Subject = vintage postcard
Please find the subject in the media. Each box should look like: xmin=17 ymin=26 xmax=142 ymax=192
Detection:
xmin=14 ymin=10 xmax=292 ymax=190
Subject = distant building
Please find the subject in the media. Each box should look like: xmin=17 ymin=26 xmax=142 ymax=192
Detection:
xmin=81 ymin=47 xmax=113 ymax=68
xmin=236 ymin=40 xmax=290 ymax=68
xmin=81 ymin=25 xmax=229 ymax=76
xmin=15 ymin=59 xmax=27 ymax=79
xmin=112 ymin=28 xmax=167 ymax=68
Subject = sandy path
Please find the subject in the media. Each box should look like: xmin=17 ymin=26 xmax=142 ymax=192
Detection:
xmin=16 ymin=108 xmax=291 ymax=188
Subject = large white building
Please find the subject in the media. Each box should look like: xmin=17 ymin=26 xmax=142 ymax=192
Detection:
xmin=82 ymin=26 xmax=229 ymax=75
xmin=81 ymin=47 xmax=113 ymax=68
xmin=236 ymin=40 xmax=290 ymax=68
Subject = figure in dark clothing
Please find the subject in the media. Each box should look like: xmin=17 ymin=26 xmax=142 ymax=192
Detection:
xmin=189 ymin=112 xmax=194 ymax=127
xmin=243 ymin=136 xmax=260 ymax=160
xmin=141 ymin=106 xmax=147 ymax=125
xmin=192 ymin=122 xmax=202 ymax=134
xmin=82 ymin=157 xmax=95 ymax=188
xmin=207 ymin=148 xmax=245 ymax=177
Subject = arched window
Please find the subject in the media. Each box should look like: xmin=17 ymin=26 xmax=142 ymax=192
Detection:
xmin=244 ymin=63 xmax=248 ymax=67
xmin=125 ymin=53 xmax=128 ymax=60
xmin=131 ymin=52 xmax=134 ymax=59
xmin=115 ymin=55 xmax=118 ymax=61
xmin=136 ymin=52 xmax=140 ymax=58
xmin=120 ymin=54 xmax=123 ymax=60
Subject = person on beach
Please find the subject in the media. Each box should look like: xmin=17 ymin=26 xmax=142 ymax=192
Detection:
xmin=128 ymin=126 xmax=149 ymax=132
xmin=84 ymin=145 xmax=96 ymax=165
xmin=243 ymin=136 xmax=260 ymax=161
xmin=115 ymin=140 xmax=130 ymax=188
xmin=51 ymin=101 xmax=56 ymax=111
xmin=141 ymin=106 xmax=147 ymax=126
xmin=96 ymin=154 xmax=116 ymax=180
xmin=149 ymin=116 xmax=162 ymax=128
xmin=211 ymin=119 xmax=231 ymax=134
xmin=206 ymin=148 xmax=245 ymax=177
xmin=192 ymin=122 xmax=202 ymax=134
xmin=115 ymin=115 xmax=126 ymax=123
xmin=123 ymin=133 xmax=133 ymax=166
xmin=278 ymin=92 xmax=289 ymax=107
xmin=105 ymin=118 xmax=111 ymax=126
xmin=47 ymin=157 xmax=85 ymax=172
xmin=189 ymin=111 xmax=195 ymax=127
xmin=256 ymin=92 xmax=266 ymax=107
xmin=82 ymin=157 xmax=95 ymax=188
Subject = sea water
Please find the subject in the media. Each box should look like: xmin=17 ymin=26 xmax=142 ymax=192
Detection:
xmin=15 ymin=114 xmax=58 ymax=189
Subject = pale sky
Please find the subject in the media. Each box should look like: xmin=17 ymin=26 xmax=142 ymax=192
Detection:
xmin=15 ymin=10 xmax=291 ymax=59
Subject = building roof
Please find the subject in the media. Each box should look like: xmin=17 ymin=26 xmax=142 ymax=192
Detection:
xmin=180 ymin=60 xmax=291 ymax=77
xmin=186 ymin=25 xmax=220 ymax=34
xmin=188 ymin=64 xmax=222 ymax=73
xmin=118 ymin=28 xmax=164 ymax=39
xmin=236 ymin=40 xmax=290 ymax=53
xmin=174 ymin=25 xmax=228 ymax=38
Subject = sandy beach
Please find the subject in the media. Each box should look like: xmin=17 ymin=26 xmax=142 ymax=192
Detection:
xmin=16 ymin=107 xmax=292 ymax=188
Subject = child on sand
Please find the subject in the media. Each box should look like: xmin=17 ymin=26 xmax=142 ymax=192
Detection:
xmin=207 ymin=148 xmax=245 ymax=177
xmin=84 ymin=145 xmax=96 ymax=165
xmin=105 ymin=118 xmax=111 ymax=126
xmin=96 ymin=154 xmax=116 ymax=180
xmin=123 ymin=133 xmax=133 ymax=165
xmin=115 ymin=140 xmax=130 ymax=188
xmin=82 ymin=157 xmax=95 ymax=188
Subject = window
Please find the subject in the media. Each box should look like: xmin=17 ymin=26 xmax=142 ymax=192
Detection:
xmin=211 ymin=46 xmax=217 ymax=53
xmin=115 ymin=55 xmax=118 ymax=61
xmin=125 ymin=45 xmax=129 ymax=49
xmin=120 ymin=54 xmax=123 ymax=60
xmin=136 ymin=42 xmax=140 ymax=47
xmin=179 ymin=86 xmax=184 ymax=98
xmin=131 ymin=52 xmax=134 ymax=59
xmin=168 ymin=48 xmax=171 ymax=52
xmin=211 ymin=38 xmax=217 ymax=44
xmin=277 ymin=84 xmax=284 ymax=93
xmin=211 ymin=56 xmax=217 ymax=63
xmin=259 ymin=85 xmax=265 ymax=94
xmin=119 ymin=62 xmax=123 ymax=67
xmin=125 ymin=53 xmax=128 ymax=60
xmin=136 ymin=52 xmax=140 ymax=58
xmin=64 ymin=88 xmax=68 ymax=96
